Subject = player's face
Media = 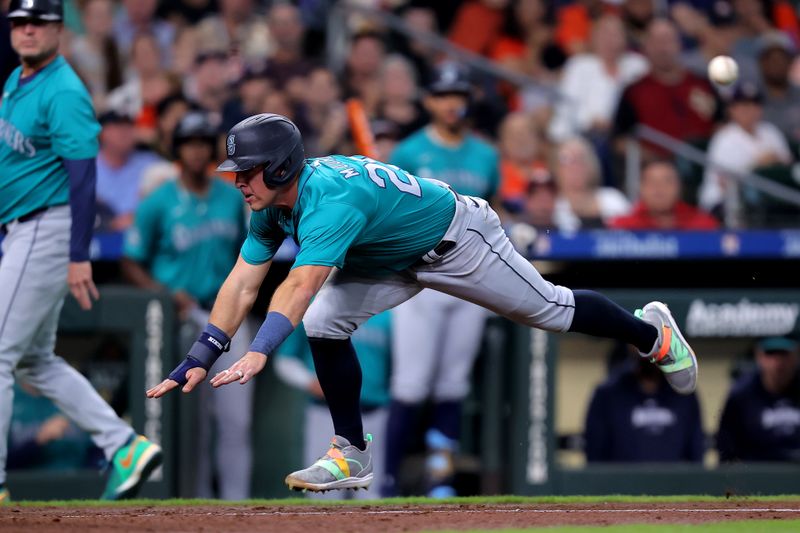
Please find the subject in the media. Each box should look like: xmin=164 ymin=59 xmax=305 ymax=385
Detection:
xmin=235 ymin=166 xmax=281 ymax=210
xmin=757 ymin=348 xmax=799 ymax=393
xmin=10 ymin=19 xmax=61 ymax=66
xmin=425 ymin=93 xmax=469 ymax=130
xmin=179 ymin=140 xmax=214 ymax=176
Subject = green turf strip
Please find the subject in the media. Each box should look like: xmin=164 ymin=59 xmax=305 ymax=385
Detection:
xmin=428 ymin=520 xmax=800 ymax=533
xmin=11 ymin=494 xmax=800 ymax=507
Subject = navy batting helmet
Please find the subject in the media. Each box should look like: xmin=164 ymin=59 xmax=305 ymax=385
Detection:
xmin=428 ymin=62 xmax=471 ymax=96
xmin=173 ymin=111 xmax=218 ymax=157
xmin=7 ymin=0 xmax=63 ymax=21
xmin=217 ymin=113 xmax=305 ymax=188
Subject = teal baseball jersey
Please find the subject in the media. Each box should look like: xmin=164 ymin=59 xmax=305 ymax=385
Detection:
xmin=390 ymin=127 xmax=500 ymax=200
xmin=0 ymin=56 xmax=101 ymax=224
xmin=124 ymin=178 xmax=246 ymax=305
xmin=277 ymin=312 xmax=392 ymax=407
xmin=240 ymin=155 xmax=456 ymax=277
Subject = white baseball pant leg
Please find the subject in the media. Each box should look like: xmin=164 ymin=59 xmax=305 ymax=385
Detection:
xmin=0 ymin=206 xmax=132 ymax=485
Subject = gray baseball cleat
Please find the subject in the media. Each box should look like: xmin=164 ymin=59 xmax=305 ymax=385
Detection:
xmin=285 ymin=434 xmax=373 ymax=492
xmin=635 ymin=301 xmax=698 ymax=394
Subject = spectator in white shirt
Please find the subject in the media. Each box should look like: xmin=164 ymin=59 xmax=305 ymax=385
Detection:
xmin=553 ymin=136 xmax=632 ymax=231
xmin=700 ymin=81 xmax=792 ymax=213
xmin=548 ymin=14 xmax=649 ymax=143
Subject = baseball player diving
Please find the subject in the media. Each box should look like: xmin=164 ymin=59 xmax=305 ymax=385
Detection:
xmin=0 ymin=0 xmax=161 ymax=502
xmin=147 ymin=113 xmax=698 ymax=493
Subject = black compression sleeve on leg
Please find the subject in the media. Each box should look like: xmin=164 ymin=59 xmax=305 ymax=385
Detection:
xmin=568 ymin=290 xmax=658 ymax=354
xmin=308 ymin=337 xmax=366 ymax=450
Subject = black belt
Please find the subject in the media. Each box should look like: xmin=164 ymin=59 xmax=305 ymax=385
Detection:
xmin=412 ymin=239 xmax=456 ymax=268
xmin=17 ymin=206 xmax=49 ymax=223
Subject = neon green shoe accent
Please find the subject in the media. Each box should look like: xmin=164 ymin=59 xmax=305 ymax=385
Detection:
xmin=636 ymin=306 xmax=695 ymax=373
xmin=656 ymin=333 xmax=695 ymax=373
xmin=0 ymin=485 xmax=9 ymax=504
xmin=101 ymin=435 xmax=163 ymax=500
xmin=314 ymin=458 xmax=347 ymax=480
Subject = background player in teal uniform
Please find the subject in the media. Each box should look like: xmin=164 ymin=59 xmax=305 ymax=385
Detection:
xmin=274 ymin=311 xmax=392 ymax=499
xmin=122 ymin=111 xmax=253 ymax=500
xmin=386 ymin=63 xmax=500 ymax=497
xmin=146 ymin=113 xmax=698 ymax=495
xmin=0 ymin=0 xmax=161 ymax=502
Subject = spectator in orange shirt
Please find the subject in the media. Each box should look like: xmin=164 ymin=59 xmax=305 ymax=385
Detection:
xmin=498 ymin=111 xmax=547 ymax=212
xmin=610 ymin=160 xmax=720 ymax=230
xmin=448 ymin=0 xmax=508 ymax=56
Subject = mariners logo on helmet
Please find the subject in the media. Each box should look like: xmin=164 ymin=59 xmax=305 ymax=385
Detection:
xmin=23 ymin=0 xmax=34 ymax=8
xmin=227 ymin=135 xmax=236 ymax=156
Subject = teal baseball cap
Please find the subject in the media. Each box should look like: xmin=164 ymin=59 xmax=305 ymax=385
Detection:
xmin=758 ymin=336 xmax=799 ymax=353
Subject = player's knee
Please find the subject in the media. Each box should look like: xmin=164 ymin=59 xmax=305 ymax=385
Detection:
xmin=302 ymin=308 xmax=353 ymax=340
xmin=432 ymin=380 xmax=470 ymax=402
xmin=390 ymin=380 xmax=429 ymax=403
xmin=514 ymin=285 xmax=575 ymax=333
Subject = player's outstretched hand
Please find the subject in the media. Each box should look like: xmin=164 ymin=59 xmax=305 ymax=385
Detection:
xmin=146 ymin=367 xmax=207 ymax=399
xmin=210 ymin=352 xmax=268 ymax=387
xmin=68 ymin=261 xmax=100 ymax=310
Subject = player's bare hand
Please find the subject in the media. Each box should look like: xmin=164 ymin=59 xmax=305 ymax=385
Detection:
xmin=146 ymin=367 xmax=207 ymax=398
xmin=210 ymin=352 xmax=267 ymax=387
xmin=36 ymin=415 xmax=70 ymax=444
xmin=68 ymin=261 xmax=100 ymax=310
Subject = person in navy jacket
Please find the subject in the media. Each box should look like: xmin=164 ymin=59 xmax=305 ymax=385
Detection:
xmin=717 ymin=336 xmax=800 ymax=462
xmin=585 ymin=350 xmax=705 ymax=462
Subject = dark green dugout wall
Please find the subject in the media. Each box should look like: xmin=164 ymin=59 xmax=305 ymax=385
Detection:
xmin=8 ymin=287 xmax=800 ymax=499
xmin=7 ymin=287 xmax=177 ymax=499
xmin=504 ymin=290 xmax=800 ymax=496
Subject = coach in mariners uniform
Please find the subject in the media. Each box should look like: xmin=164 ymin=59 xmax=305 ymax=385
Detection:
xmin=147 ymin=112 xmax=699 ymax=496
xmin=0 ymin=0 xmax=161 ymax=502
xmin=386 ymin=62 xmax=500 ymax=497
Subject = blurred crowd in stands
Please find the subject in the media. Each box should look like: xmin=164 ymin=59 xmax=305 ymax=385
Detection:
xmin=4 ymin=0 xmax=800 ymax=232
xmin=4 ymin=0 xmax=800 ymax=499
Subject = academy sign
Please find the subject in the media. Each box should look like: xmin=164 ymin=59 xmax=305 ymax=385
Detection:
xmin=686 ymin=298 xmax=800 ymax=337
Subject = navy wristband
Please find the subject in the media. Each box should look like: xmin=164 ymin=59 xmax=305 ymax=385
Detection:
xmin=168 ymin=356 xmax=205 ymax=386
xmin=249 ymin=311 xmax=295 ymax=356
xmin=187 ymin=323 xmax=232 ymax=369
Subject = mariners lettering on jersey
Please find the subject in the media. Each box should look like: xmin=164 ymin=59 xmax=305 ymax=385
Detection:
xmin=0 ymin=118 xmax=36 ymax=157
xmin=171 ymin=219 xmax=241 ymax=252
xmin=761 ymin=402 xmax=800 ymax=434
xmin=630 ymin=399 xmax=676 ymax=433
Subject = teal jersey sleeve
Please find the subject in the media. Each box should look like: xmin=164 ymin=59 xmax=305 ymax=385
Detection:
xmin=46 ymin=88 xmax=100 ymax=159
xmin=241 ymin=208 xmax=287 ymax=265
xmin=124 ymin=189 xmax=161 ymax=264
xmin=293 ymin=202 xmax=367 ymax=269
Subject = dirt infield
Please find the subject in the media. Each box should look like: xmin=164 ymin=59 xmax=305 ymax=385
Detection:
xmin=3 ymin=500 xmax=800 ymax=532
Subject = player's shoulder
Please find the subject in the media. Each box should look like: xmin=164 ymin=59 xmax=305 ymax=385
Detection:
xmin=394 ymin=128 xmax=429 ymax=152
xmin=211 ymin=176 xmax=241 ymax=198
xmin=726 ymin=370 xmax=762 ymax=400
xmin=465 ymin=134 xmax=499 ymax=158
xmin=46 ymin=56 xmax=91 ymax=94
xmin=142 ymin=179 xmax=180 ymax=206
